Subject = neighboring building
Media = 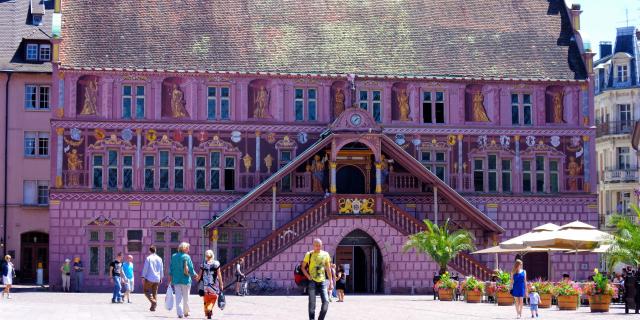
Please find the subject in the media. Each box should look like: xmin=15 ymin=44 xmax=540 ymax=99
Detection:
xmin=0 ymin=0 xmax=54 ymax=282
xmin=49 ymin=0 xmax=597 ymax=292
xmin=595 ymin=27 xmax=640 ymax=229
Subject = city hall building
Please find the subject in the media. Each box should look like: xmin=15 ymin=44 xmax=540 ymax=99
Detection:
xmin=48 ymin=0 xmax=597 ymax=292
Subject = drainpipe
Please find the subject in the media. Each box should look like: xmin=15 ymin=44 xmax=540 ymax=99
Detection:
xmin=2 ymin=71 xmax=13 ymax=257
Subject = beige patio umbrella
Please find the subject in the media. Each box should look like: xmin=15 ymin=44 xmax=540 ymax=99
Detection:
xmin=523 ymin=221 xmax=612 ymax=279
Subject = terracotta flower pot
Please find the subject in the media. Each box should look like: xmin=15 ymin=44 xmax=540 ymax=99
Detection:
xmin=556 ymin=295 xmax=579 ymax=310
xmin=539 ymin=293 xmax=552 ymax=308
xmin=589 ymin=294 xmax=611 ymax=312
xmin=438 ymin=288 xmax=454 ymax=301
xmin=466 ymin=290 xmax=482 ymax=303
xmin=496 ymin=291 xmax=513 ymax=306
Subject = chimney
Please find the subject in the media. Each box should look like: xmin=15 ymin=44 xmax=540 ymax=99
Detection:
xmin=599 ymin=41 xmax=613 ymax=58
xmin=571 ymin=3 xmax=582 ymax=31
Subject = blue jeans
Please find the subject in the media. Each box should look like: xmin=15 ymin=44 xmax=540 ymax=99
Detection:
xmin=112 ymin=276 xmax=122 ymax=302
xmin=73 ymin=272 xmax=83 ymax=292
xmin=308 ymin=280 xmax=329 ymax=320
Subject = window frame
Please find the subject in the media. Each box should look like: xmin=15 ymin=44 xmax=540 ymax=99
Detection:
xmin=294 ymin=87 xmax=318 ymax=122
xmin=421 ymin=90 xmax=446 ymax=124
xmin=39 ymin=44 xmax=51 ymax=61
xmin=24 ymin=131 xmax=49 ymax=158
xmin=24 ymin=84 xmax=50 ymax=110
xmin=358 ymin=89 xmax=383 ymax=123
xmin=511 ymin=92 xmax=533 ymax=126
xmin=26 ymin=43 xmax=39 ymax=61
xmin=207 ymin=86 xmax=231 ymax=121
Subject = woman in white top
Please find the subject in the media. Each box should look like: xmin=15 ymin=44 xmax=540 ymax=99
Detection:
xmin=2 ymin=255 xmax=15 ymax=299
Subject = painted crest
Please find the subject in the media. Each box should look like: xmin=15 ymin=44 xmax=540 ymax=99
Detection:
xmin=70 ymin=128 xmax=82 ymax=141
xmin=447 ymin=135 xmax=456 ymax=146
xmin=146 ymin=129 xmax=157 ymax=142
xmin=121 ymin=128 xmax=133 ymax=142
xmin=525 ymin=135 xmax=536 ymax=147
xmin=297 ymin=132 xmax=308 ymax=144
xmin=412 ymin=138 xmax=422 ymax=147
xmin=266 ymin=132 xmax=276 ymax=144
xmin=550 ymin=136 xmax=561 ymax=148
xmin=500 ymin=135 xmax=510 ymax=149
xmin=230 ymin=131 xmax=242 ymax=143
xmin=94 ymin=128 xmax=106 ymax=141
xmin=173 ymin=129 xmax=184 ymax=142
xmin=395 ymin=134 xmax=406 ymax=145
xmin=477 ymin=135 xmax=488 ymax=148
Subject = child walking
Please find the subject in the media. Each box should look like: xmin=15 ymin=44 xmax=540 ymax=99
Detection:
xmin=122 ymin=255 xmax=135 ymax=303
xmin=528 ymin=287 xmax=540 ymax=318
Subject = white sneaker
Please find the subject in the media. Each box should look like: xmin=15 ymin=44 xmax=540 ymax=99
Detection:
xmin=7 ymin=294 xmax=12 ymax=299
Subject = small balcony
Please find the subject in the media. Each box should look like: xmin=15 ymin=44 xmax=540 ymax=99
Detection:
xmin=602 ymin=167 xmax=639 ymax=183
xmin=596 ymin=120 xmax=634 ymax=137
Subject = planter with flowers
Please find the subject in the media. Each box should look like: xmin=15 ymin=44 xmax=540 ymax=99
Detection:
xmin=461 ymin=276 xmax=485 ymax=303
xmin=583 ymin=268 xmax=616 ymax=312
xmin=529 ymin=280 xmax=554 ymax=308
xmin=495 ymin=269 xmax=513 ymax=306
xmin=553 ymin=282 xmax=582 ymax=310
xmin=435 ymin=272 xmax=458 ymax=301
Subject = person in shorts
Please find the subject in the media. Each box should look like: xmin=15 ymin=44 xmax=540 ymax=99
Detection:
xmin=528 ymin=287 xmax=540 ymax=318
xmin=122 ymin=254 xmax=135 ymax=303
xmin=235 ymin=257 xmax=245 ymax=296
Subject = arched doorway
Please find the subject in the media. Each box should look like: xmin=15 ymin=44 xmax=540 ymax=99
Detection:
xmin=335 ymin=229 xmax=383 ymax=293
xmin=336 ymin=165 xmax=365 ymax=194
xmin=20 ymin=231 xmax=49 ymax=283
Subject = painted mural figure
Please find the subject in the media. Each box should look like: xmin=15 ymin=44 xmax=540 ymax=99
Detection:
xmin=567 ymin=156 xmax=582 ymax=191
xmin=379 ymin=155 xmax=389 ymax=191
xmin=334 ymin=88 xmax=345 ymax=116
xmin=553 ymin=92 xmax=564 ymax=123
xmin=79 ymin=80 xmax=98 ymax=115
xmin=311 ymin=155 xmax=325 ymax=192
xmin=171 ymin=85 xmax=190 ymax=118
xmin=253 ymin=86 xmax=268 ymax=118
xmin=397 ymin=89 xmax=411 ymax=121
xmin=67 ymin=149 xmax=83 ymax=186
xmin=472 ymin=91 xmax=490 ymax=122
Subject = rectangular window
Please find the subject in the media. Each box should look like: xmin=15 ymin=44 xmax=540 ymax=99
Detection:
xmin=135 ymin=86 xmax=145 ymax=119
xmin=280 ymin=150 xmax=292 ymax=191
xmin=420 ymin=151 xmax=431 ymax=163
xmin=359 ymin=90 xmax=382 ymax=122
xmin=523 ymin=160 xmax=532 ymax=193
xmin=107 ymin=150 xmax=118 ymax=189
xmin=92 ymin=155 xmax=103 ymax=189
xmin=174 ymin=156 xmax=184 ymax=190
xmin=170 ymin=231 xmax=179 ymax=243
xmin=89 ymin=231 xmax=99 ymax=242
xmin=39 ymin=44 xmax=51 ymax=61
xmin=207 ymin=87 xmax=230 ymax=120
xmin=423 ymin=91 xmax=445 ymax=124
xmin=37 ymin=133 xmax=49 ymax=156
xmin=359 ymin=90 xmax=368 ymax=110
xmin=196 ymin=156 xmax=206 ymax=191
xmin=26 ymin=43 xmax=38 ymax=60
xmin=122 ymin=85 xmax=132 ymax=119
xmin=501 ymin=159 xmax=512 ymax=192
xmin=435 ymin=92 xmax=444 ymax=123
xmin=224 ymin=156 xmax=236 ymax=191
xmin=619 ymin=104 xmax=632 ymax=131
xmin=127 ymin=230 xmax=143 ymax=252
xmin=618 ymin=64 xmax=629 ymax=83
xmin=37 ymin=181 xmax=48 ymax=205
xmin=220 ymin=87 xmax=230 ymax=120
xmin=24 ymin=85 xmax=50 ymax=110
xmin=617 ymin=147 xmax=630 ymax=169
xmin=308 ymin=88 xmax=317 ymax=121
xmin=549 ymin=160 xmax=559 ymax=193
xmin=123 ymin=155 xmax=133 ymax=190
xmin=144 ymin=155 xmax=155 ymax=190
xmin=294 ymin=88 xmax=317 ymax=121
xmin=159 ymin=151 xmax=169 ymax=190
xmin=488 ymin=155 xmax=497 ymax=192
xmin=294 ymin=88 xmax=304 ymax=121
xmin=511 ymin=94 xmax=519 ymax=125
xmin=89 ymin=247 xmax=99 ymax=275
xmin=23 ymin=180 xmax=36 ymax=205
xmin=207 ymin=87 xmax=217 ymax=120
xmin=435 ymin=165 xmax=446 ymax=182
xmin=535 ymin=156 xmax=545 ymax=193
xmin=104 ymin=246 xmax=113 ymax=275
xmin=24 ymin=132 xmax=36 ymax=157
xmin=423 ymin=92 xmax=432 ymax=123
xmin=39 ymin=86 xmax=50 ymax=110
xmin=104 ymin=231 xmax=114 ymax=241
xmin=473 ymin=159 xmax=484 ymax=192
xmin=512 ymin=93 xmax=532 ymax=125
xmin=156 ymin=247 xmax=165 ymax=263
xmin=210 ymin=152 xmax=220 ymax=190
xmin=155 ymin=232 xmax=165 ymax=242
xmin=523 ymin=94 xmax=532 ymax=125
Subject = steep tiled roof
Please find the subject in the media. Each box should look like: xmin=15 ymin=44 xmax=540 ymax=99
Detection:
xmin=60 ymin=0 xmax=587 ymax=80
xmin=0 ymin=0 xmax=52 ymax=72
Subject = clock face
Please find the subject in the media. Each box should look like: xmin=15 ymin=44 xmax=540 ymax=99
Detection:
xmin=350 ymin=114 xmax=362 ymax=126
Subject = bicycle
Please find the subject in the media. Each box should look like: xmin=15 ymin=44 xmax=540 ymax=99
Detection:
xmin=247 ymin=276 xmax=276 ymax=295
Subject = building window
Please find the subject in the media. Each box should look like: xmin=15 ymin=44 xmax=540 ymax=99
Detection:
xmin=196 ymin=156 xmax=206 ymax=191
xmin=174 ymin=156 xmax=184 ymax=190
xmin=535 ymin=156 xmax=545 ymax=193
xmin=123 ymin=85 xmax=145 ymax=119
xmin=550 ymin=160 xmax=559 ymax=193
xmin=488 ymin=155 xmax=497 ymax=192
xmin=89 ymin=231 xmax=99 ymax=242
xmin=107 ymin=150 xmax=118 ymax=189
xmin=617 ymin=147 xmax=631 ymax=169
xmin=617 ymin=64 xmax=629 ymax=83
xmin=422 ymin=91 xmax=445 ymax=124
xmin=24 ymin=85 xmax=50 ymax=110
xmin=511 ymin=93 xmax=532 ymax=125
xmin=619 ymin=104 xmax=632 ymax=131
xmin=473 ymin=159 xmax=484 ymax=192
xmin=159 ymin=151 xmax=169 ymax=190
xmin=89 ymin=247 xmax=99 ymax=275
xmin=294 ymin=88 xmax=317 ymax=121
xmin=123 ymin=155 xmax=133 ymax=190
xmin=23 ymin=180 xmax=49 ymax=205
xmin=279 ymin=150 xmax=292 ymax=191
xmin=501 ymin=159 xmax=512 ymax=192
xmin=224 ymin=156 xmax=236 ymax=191
xmin=421 ymin=151 xmax=446 ymax=182
xmin=155 ymin=231 xmax=165 ymax=243
xmin=127 ymin=230 xmax=143 ymax=252
xmin=359 ymin=90 xmax=382 ymax=122
xmin=39 ymin=44 xmax=50 ymax=61
xmin=522 ymin=160 xmax=532 ymax=193
xmin=32 ymin=15 xmax=42 ymax=26
xmin=144 ymin=155 xmax=155 ymax=190
xmin=104 ymin=246 xmax=113 ymax=275
xmin=24 ymin=132 xmax=49 ymax=157
xmin=26 ymin=44 xmax=38 ymax=60
xmin=210 ymin=152 xmax=220 ymax=190
xmin=217 ymin=228 xmax=245 ymax=266
xmin=92 ymin=155 xmax=103 ymax=189
xmin=207 ymin=87 xmax=230 ymax=120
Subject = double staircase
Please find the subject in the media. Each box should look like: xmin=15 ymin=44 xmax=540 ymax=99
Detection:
xmin=220 ymin=196 xmax=493 ymax=288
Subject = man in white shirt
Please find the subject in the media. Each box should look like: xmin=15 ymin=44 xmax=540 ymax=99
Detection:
xmin=141 ymin=246 xmax=164 ymax=311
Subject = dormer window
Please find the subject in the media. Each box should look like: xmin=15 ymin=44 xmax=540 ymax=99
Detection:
xmin=26 ymin=44 xmax=38 ymax=60
xmin=39 ymin=44 xmax=51 ymax=61
xmin=617 ymin=64 xmax=629 ymax=83
xmin=25 ymin=43 xmax=51 ymax=62
xmin=32 ymin=14 xmax=42 ymax=26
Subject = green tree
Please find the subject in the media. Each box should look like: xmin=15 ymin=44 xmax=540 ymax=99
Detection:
xmin=403 ymin=218 xmax=476 ymax=274
xmin=606 ymin=204 xmax=640 ymax=269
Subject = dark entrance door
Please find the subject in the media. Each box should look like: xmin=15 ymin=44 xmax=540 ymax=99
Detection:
xmin=336 ymin=166 xmax=365 ymax=194
xmin=335 ymin=229 xmax=383 ymax=293
xmin=20 ymin=232 xmax=49 ymax=283
xmin=523 ymin=252 xmax=548 ymax=281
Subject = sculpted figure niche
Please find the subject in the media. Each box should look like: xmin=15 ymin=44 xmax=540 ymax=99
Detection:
xmin=567 ymin=156 xmax=582 ymax=191
xmin=552 ymin=92 xmax=564 ymax=123
xmin=253 ymin=86 xmax=269 ymax=118
xmin=334 ymin=88 xmax=345 ymax=116
xmin=79 ymin=80 xmax=98 ymax=115
xmin=397 ymin=89 xmax=411 ymax=121
xmin=170 ymin=84 xmax=190 ymax=118
xmin=472 ymin=91 xmax=490 ymax=122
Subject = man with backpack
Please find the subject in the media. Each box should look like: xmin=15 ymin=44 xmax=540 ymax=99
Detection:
xmin=301 ymin=238 xmax=334 ymax=320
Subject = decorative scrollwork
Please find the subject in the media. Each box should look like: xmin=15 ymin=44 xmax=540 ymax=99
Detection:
xmin=338 ymin=198 xmax=375 ymax=214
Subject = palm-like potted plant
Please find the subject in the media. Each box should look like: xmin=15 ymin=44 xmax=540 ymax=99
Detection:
xmin=494 ymin=269 xmax=513 ymax=306
xmin=403 ymin=218 xmax=476 ymax=275
xmin=606 ymin=204 xmax=640 ymax=269
xmin=434 ymin=271 xmax=458 ymax=301
xmin=583 ymin=268 xmax=616 ymax=312
xmin=461 ymin=276 xmax=484 ymax=303
xmin=553 ymin=282 xmax=582 ymax=310
xmin=528 ymin=280 xmax=553 ymax=308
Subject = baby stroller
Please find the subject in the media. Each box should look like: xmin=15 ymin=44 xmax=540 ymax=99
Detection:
xmin=239 ymin=275 xmax=249 ymax=296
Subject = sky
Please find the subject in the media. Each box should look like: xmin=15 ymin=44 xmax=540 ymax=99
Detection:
xmin=571 ymin=0 xmax=639 ymax=59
